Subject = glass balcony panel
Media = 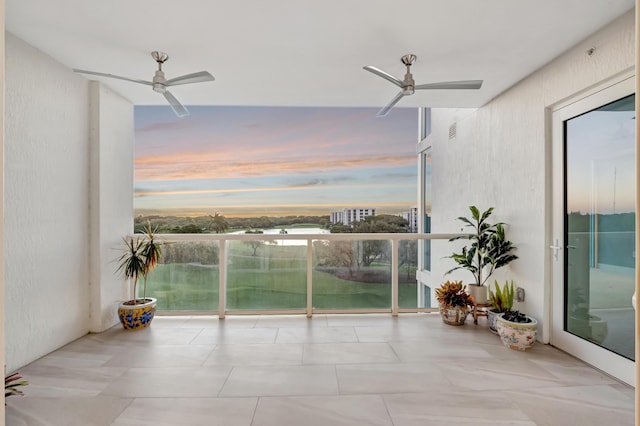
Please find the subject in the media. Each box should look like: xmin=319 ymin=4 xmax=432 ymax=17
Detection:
xmin=312 ymin=239 xmax=392 ymax=309
xmin=145 ymin=241 xmax=219 ymax=311
xmin=398 ymin=239 xmax=420 ymax=308
xmin=226 ymin=239 xmax=307 ymax=310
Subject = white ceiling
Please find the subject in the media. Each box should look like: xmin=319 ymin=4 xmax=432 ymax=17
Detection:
xmin=6 ymin=0 xmax=635 ymax=110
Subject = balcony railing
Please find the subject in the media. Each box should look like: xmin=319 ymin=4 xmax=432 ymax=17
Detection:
xmin=144 ymin=233 xmax=459 ymax=317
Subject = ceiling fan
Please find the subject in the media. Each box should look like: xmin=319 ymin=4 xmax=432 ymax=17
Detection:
xmin=73 ymin=51 xmax=215 ymax=117
xmin=363 ymin=54 xmax=483 ymax=117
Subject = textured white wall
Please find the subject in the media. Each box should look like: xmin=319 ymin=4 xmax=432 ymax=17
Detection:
xmin=429 ymin=11 xmax=635 ymax=343
xmin=88 ymin=81 xmax=134 ymax=333
xmin=4 ymin=33 xmax=134 ymax=371
xmin=4 ymin=33 xmax=91 ymax=371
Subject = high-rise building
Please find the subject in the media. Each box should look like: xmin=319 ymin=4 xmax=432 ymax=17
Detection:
xmin=400 ymin=207 xmax=418 ymax=233
xmin=330 ymin=207 xmax=376 ymax=226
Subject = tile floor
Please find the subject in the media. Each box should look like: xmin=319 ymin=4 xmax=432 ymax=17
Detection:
xmin=5 ymin=313 xmax=635 ymax=425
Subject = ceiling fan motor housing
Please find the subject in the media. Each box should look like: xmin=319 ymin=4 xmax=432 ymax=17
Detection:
xmin=402 ymin=72 xmax=415 ymax=95
xmin=152 ymin=70 xmax=167 ymax=93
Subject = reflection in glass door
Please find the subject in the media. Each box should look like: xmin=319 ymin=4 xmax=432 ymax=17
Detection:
xmin=552 ymin=77 xmax=636 ymax=385
xmin=564 ymin=93 xmax=635 ymax=361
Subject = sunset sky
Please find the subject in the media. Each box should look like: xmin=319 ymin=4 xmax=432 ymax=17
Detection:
xmin=134 ymin=106 xmax=419 ymax=217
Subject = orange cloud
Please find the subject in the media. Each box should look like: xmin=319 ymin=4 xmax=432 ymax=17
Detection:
xmin=135 ymin=153 xmax=415 ymax=182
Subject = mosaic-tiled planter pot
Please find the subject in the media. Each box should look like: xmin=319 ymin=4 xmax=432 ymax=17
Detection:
xmin=118 ymin=298 xmax=157 ymax=330
xmin=439 ymin=305 xmax=469 ymax=326
xmin=496 ymin=313 xmax=537 ymax=351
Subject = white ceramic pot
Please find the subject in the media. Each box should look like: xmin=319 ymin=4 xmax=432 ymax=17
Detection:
xmin=467 ymin=284 xmax=488 ymax=305
xmin=496 ymin=313 xmax=538 ymax=351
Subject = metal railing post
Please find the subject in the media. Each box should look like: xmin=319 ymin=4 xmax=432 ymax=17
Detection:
xmin=306 ymin=238 xmax=313 ymax=318
xmin=218 ymin=239 xmax=226 ymax=319
xmin=392 ymin=239 xmax=399 ymax=317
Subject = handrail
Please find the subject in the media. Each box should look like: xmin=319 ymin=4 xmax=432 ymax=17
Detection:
xmin=151 ymin=232 xmax=462 ymax=242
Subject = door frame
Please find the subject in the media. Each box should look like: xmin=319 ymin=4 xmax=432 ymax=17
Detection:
xmin=549 ymin=72 xmax=635 ymax=386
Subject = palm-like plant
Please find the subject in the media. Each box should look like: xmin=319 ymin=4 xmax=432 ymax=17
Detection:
xmin=446 ymin=206 xmax=518 ymax=287
xmin=116 ymin=222 xmax=164 ymax=304
xmin=209 ymin=211 xmax=229 ymax=234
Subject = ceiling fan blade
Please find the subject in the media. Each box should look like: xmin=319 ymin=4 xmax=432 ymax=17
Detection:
xmin=377 ymin=91 xmax=405 ymax=117
xmin=414 ymin=80 xmax=483 ymax=90
xmin=163 ymin=91 xmax=189 ymax=117
xmin=363 ymin=66 xmax=403 ymax=88
xmin=166 ymin=71 xmax=215 ymax=87
xmin=72 ymin=69 xmax=153 ymax=86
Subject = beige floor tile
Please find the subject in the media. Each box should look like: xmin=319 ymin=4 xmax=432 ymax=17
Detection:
xmin=203 ymin=343 xmax=303 ymax=366
xmin=256 ymin=314 xmax=328 ymax=328
xmin=503 ymin=385 xmax=634 ymax=426
xmin=336 ymin=362 xmax=455 ymax=394
xmin=275 ymin=326 xmax=358 ymax=343
xmin=101 ymin=366 xmax=232 ymax=397
xmin=219 ymin=365 xmax=339 ymax=397
xmin=6 ymin=396 xmax=132 ymax=426
xmin=17 ymin=364 xmax=126 ymax=397
xmin=389 ymin=340 xmax=493 ymax=362
xmin=103 ymin=344 xmax=215 ymax=367
xmin=383 ymin=391 xmax=536 ymax=425
xmin=252 ymin=395 xmax=393 ymax=426
xmin=191 ymin=327 xmax=278 ymax=344
xmin=112 ymin=397 xmax=258 ymax=426
xmin=303 ymin=342 xmax=399 ymax=364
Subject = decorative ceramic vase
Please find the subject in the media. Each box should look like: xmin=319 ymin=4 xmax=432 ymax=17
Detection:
xmin=440 ymin=305 xmax=468 ymax=326
xmin=487 ymin=308 xmax=501 ymax=334
xmin=118 ymin=298 xmax=157 ymax=330
xmin=496 ymin=313 xmax=537 ymax=351
xmin=467 ymin=284 xmax=488 ymax=305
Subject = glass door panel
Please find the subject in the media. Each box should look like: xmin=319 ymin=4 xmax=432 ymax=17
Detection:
xmin=564 ymin=94 xmax=635 ymax=360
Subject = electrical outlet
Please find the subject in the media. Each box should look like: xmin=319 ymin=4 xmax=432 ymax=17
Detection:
xmin=515 ymin=287 xmax=525 ymax=303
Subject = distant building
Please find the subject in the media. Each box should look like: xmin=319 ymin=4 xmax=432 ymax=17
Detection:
xmin=330 ymin=207 xmax=376 ymax=226
xmin=400 ymin=207 xmax=418 ymax=233
xmin=330 ymin=210 xmax=343 ymax=224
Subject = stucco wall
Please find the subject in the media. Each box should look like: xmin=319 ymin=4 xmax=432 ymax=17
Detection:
xmin=89 ymin=81 xmax=134 ymax=333
xmin=4 ymin=33 xmax=91 ymax=371
xmin=4 ymin=33 xmax=134 ymax=371
xmin=429 ymin=10 xmax=635 ymax=343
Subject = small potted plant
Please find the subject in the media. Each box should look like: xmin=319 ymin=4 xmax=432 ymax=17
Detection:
xmin=446 ymin=206 xmax=518 ymax=304
xmin=435 ymin=280 xmax=474 ymax=326
xmin=116 ymin=222 xmax=164 ymax=330
xmin=488 ymin=280 xmax=514 ymax=334
xmin=5 ymin=372 xmax=28 ymax=402
xmin=496 ymin=310 xmax=538 ymax=351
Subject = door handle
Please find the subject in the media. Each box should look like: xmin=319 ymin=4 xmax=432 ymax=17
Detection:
xmin=549 ymin=239 xmax=562 ymax=261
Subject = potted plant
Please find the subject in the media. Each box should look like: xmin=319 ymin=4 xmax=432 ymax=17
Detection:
xmin=116 ymin=222 xmax=164 ymax=330
xmin=435 ymin=280 xmax=474 ymax=326
xmin=5 ymin=372 xmax=28 ymax=402
xmin=496 ymin=310 xmax=538 ymax=351
xmin=488 ymin=280 xmax=514 ymax=334
xmin=446 ymin=206 xmax=518 ymax=304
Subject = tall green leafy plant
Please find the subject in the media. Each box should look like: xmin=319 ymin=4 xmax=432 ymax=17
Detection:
xmin=446 ymin=206 xmax=518 ymax=287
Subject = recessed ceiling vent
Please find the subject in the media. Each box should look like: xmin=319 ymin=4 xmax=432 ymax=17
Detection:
xmin=448 ymin=122 xmax=457 ymax=140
